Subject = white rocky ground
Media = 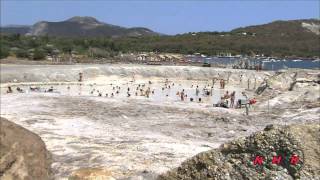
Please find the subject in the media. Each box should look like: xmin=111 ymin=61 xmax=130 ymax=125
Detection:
xmin=0 ymin=64 xmax=319 ymax=179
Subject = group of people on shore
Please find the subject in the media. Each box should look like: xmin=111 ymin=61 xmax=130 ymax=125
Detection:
xmin=216 ymin=91 xmax=256 ymax=109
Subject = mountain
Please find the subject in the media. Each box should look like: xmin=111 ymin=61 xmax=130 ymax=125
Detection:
xmin=115 ymin=18 xmax=319 ymax=57
xmin=0 ymin=16 xmax=159 ymax=37
xmin=231 ymin=19 xmax=320 ymax=35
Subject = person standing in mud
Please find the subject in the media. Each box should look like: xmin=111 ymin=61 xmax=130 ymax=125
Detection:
xmin=220 ymin=79 xmax=225 ymax=89
xmin=212 ymin=78 xmax=216 ymax=88
xmin=223 ymin=79 xmax=226 ymax=89
xmin=227 ymin=72 xmax=232 ymax=84
xmin=145 ymin=87 xmax=151 ymax=98
xmin=180 ymin=89 xmax=185 ymax=101
xmin=79 ymin=72 xmax=83 ymax=82
xmin=254 ymin=76 xmax=257 ymax=89
xmin=196 ymin=87 xmax=200 ymax=96
xmin=132 ymin=73 xmax=136 ymax=82
xmin=230 ymin=91 xmax=236 ymax=108
xmin=7 ymin=86 xmax=13 ymax=93
xmin=239 ymin=74 xmax=243 ymax=85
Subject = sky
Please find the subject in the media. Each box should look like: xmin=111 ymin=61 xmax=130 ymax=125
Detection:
xmin=1 ymin=0 xmax=319 ymax=35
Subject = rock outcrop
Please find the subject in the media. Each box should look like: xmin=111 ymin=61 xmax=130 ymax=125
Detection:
xmin=158 ymin=123 xmax=320 ymax=180
xmin=0 ymin=117 xmax=52 ymax=180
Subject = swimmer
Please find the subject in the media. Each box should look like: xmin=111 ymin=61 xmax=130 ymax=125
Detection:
xmin=98 ymin=93 xmax=102 ymax=97
xmin=152 ymin=90 xmax=155 ymax=94
xmin=16 ymin=87 xmax=24 ymax=93
xmin=111 ymin=93 xmax=114 ymax=97
xmin=47 ymin=86 xmax=54 ymax=92
xmin=190 ymin=98 xmax=194 ymax=102
xmin=106 ymin=93 xmax=108 ymax=97
xmin=30 ymin=86 xmax=40 ymax=92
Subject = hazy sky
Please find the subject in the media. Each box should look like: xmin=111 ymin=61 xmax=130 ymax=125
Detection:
xmin=1 ymin=0 xmax=319 ymax=35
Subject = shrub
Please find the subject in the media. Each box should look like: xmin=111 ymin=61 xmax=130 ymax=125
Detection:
xmin=15 ymin=49 xmax=29 ymax=58
xmin=33 ymin=48 xmax=46 ymax=60
xmin=0 ymin=46 xmax=10 ymax=59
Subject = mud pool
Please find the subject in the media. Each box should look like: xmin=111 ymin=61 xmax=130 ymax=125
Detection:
xmin=1 ymin=64 xmax=319 ymax=179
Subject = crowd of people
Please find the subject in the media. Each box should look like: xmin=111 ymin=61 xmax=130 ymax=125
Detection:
xmin=5 ymin=73 xmax=257 ymax=111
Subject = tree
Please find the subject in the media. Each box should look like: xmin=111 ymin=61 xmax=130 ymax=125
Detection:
xmin=33 ymin=48 xmax=46 ymax=60
xmin=0 ymin=46 xmax=10 ymax=59
xmin=15 ymin=49 xmax=29 ymax=58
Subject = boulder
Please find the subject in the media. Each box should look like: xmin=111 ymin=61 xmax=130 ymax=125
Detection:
xmin=158 ymin=123 xmax=320 ymax=180
xmin=0 ymin=117 xmax=52 ymax=180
